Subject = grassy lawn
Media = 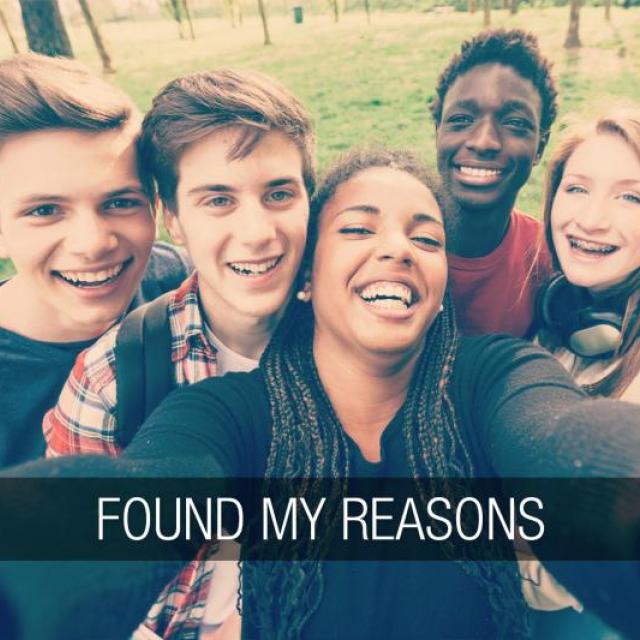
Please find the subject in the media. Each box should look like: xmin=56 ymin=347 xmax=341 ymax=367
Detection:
xmin=1 ymin=6 xmax=640 ymax=277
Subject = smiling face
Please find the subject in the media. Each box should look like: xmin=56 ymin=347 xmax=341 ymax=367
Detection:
xmin=551 ymin=132 xmax=640 ymax=293
xmin=166 ymin=127 xmax=309 ymax=335
xmin=0 ymin=127 xmax=155 ymax=342
xmin=436 ymin=63 xmax=544 ymax=215
xmin=310 ymin=167 xmax=447 ymax=362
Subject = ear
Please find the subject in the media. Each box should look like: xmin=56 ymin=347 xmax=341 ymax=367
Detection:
xmin=295 ymin=266 xmax=312 ymax=300
xmin=534 ymin=131 xmax=550 ymax=167
xmin=152 ymin=193 xmax=162 ymax=218
xmin=300 ymin=266 xmax=312 ymax=289
xmin=163 ymin=207 xmax=185 ymax=246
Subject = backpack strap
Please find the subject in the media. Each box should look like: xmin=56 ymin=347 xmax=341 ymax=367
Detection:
xmin=142 ymin=292 xmax=176 ymax=419
xmin=115 ymin=292 xmax=174 ymax=448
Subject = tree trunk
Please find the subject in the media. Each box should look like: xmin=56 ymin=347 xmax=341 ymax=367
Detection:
xmin=502 ymin=0 xmax=508 ymax=9
xmin=510 ymin=0 xmax=518 ymax=13
xmin=224 ymin=0 xmax=236 ymax=27
xmin=182 ymin=0 xmax=195 ymax=39
xmin=483 ymin=0 xmax=490 ymax=26
xmin=564 ymin=0 xmax=581 ymax=48
xmin=468 ymin=0 xmax=476 ymax=13
xmin=604 ymin=0 xmax=611 ymax=20
xmin=0 ymin=5 xmax=19 ymax=53
xmin=169 ymin=0 xmax=185 ymax=39
xmin=18 ymin=0 xmax=73 ymax=57
xmin=77 ymin=0 xmax=114 ymax=73
xmin=257 ymin=0 xmax=271 ymax=45
xmin=331 ymin=0 xmax=339 ymax=22
xmin=364 ymin=0 xmax=371 ymax=23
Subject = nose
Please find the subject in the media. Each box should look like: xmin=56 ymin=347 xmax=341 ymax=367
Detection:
xmin=375 ymin=229 xmax=414 ymax=267
xmin=65 ymin=211 xmax=119 ymax=260
xmin=238 ymin=204 xmax=278 ymax=249
xmin=575 ymin=196 xmax=611 ymax=233
xmin=465 ymin=117 xmax=501 ymax=155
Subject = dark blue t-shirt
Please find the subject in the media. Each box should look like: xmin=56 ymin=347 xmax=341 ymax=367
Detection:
xmin=0 ymin=242 xmax=191 ymax=467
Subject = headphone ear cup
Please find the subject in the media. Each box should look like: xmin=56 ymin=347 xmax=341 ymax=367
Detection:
xmin=537 ymin=274 xmax=623 ymax=358
xmin=537 ymin=273 xmax=568 ymax=334
xmin=569 ymin=312 xmax=623 ymax=358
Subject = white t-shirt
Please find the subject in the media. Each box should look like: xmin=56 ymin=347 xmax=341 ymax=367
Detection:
xmin=203 ymin=322 xmax=259 ymax=376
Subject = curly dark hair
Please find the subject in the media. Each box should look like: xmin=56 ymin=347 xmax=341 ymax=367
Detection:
xmin=430 ymin=28 xmax=558 ymax=143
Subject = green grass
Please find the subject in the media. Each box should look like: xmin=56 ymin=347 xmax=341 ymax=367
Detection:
xmin=1 ymin=6 xmax=640 ymax=278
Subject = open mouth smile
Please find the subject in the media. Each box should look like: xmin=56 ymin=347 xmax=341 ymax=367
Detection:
xmin=568 ymin=235 xmax=618 ymax=256
xmin=454 ymin=164 xmax=505 ymax=186
xmin=228 ymin=255 xmax=283 ymax=277
xmin=53 ymin=259 xmax=132 ymax=288
xmin=357 ymin=281 xmax=417 ymax=310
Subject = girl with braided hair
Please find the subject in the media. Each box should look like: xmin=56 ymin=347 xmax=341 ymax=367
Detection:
xmin=2 ymin=148 xmax=640 ymax=640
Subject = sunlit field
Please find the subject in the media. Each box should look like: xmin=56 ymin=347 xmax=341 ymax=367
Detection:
xmin=1 ymin=5 xmax=639 ymax=277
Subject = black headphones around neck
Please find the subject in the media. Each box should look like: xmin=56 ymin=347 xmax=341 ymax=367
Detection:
xmin=537 ymin=274 xmax=626 ymax=359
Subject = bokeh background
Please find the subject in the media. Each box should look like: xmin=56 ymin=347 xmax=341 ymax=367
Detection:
xmin=1 ymin=0 xmax=639 ymax=277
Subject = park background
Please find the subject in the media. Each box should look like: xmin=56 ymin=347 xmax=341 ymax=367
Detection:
xmin=0 ymin=0 xmax=639 ymax=277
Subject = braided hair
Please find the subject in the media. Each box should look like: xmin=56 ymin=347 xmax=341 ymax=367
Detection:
xmin=242 ymin=149 xmax=528 ymax=638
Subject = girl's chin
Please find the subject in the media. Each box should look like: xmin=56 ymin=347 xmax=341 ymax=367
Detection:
xmin=564 ymin=271 xmax=625 ymax=294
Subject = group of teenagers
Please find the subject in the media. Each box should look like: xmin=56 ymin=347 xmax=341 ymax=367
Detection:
xmin=0 ymin=25 xmax=640 ymax=640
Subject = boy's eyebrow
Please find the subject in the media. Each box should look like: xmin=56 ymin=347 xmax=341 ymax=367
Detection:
xmin=444 ymin=99 xmax=478 ymax=114
xmin=336 ymin=205 xmax=443 ymax=226
xmin=266 ymin=177 xmax=302 ymax=188
xmin=187 ymin=177 xmax=302 ymax=196
xmin=18 ymin=186 xmax=148 ymax=206
xmin=445 ymin=98 xmax=537 ymax=120
xmin=498 ymin=100 xmax=536 ymax=119
xmin=104 ymin=186 xmax=148 ymax=198
xmin=187 ymin=184 xmax=236 ymax=196
xmin=18 ymin=193 xmax=68 ymax=205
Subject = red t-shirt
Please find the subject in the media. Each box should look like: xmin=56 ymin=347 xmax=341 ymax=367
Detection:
xmin=448 ymin=210 xmax=551 ymax=337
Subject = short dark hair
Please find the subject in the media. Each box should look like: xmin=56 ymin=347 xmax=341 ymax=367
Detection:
xmin=430 ymin=29 xmax=558 ymax=142
xmin=0 ymin=53 xmax=152 ymax=197
xmin=139 ymin=69 xmax=316 ymax=212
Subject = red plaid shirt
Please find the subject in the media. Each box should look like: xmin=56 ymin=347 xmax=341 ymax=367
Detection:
xmin=43 ymin=273 xmax=224 ymax=638
xmin=44 ymin=273 xmax=219 ymax=457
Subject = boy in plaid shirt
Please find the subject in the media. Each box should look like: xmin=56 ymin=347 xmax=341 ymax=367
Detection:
xmin=43 ymin=68 xmax=315 ymax=638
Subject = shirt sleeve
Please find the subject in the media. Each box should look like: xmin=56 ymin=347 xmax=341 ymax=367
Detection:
xmin=43 ymin=330 xmax=121 ymax=458
xmin=123 ymin=370 xmax=266 ymax=477
xmin=456 ymin=335 xmax=640 ymax=477
xmin=455 ymin=335 xmax=640 ymax=636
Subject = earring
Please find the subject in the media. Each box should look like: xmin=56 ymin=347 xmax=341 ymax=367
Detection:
xmin=296 ymin=283 xmax=311 ymax=303
xmin=438 ymin=303 xmax=444 ymax=313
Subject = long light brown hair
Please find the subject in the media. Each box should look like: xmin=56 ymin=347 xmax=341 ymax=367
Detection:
xmin=542 ymin=108 xmax=640 ymax=397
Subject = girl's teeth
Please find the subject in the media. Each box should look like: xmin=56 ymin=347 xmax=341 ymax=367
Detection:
xmin=365 ymin=298 xmax=407 ymax=310
xmin=359 ymin=282 xmax=413 ymax=307
xmin=569 ymin=237 xmax=617 ymax=254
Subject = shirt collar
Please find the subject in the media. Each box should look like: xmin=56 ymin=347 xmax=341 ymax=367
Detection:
xmin=168 ymin=273 xmax=216 ymax=362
